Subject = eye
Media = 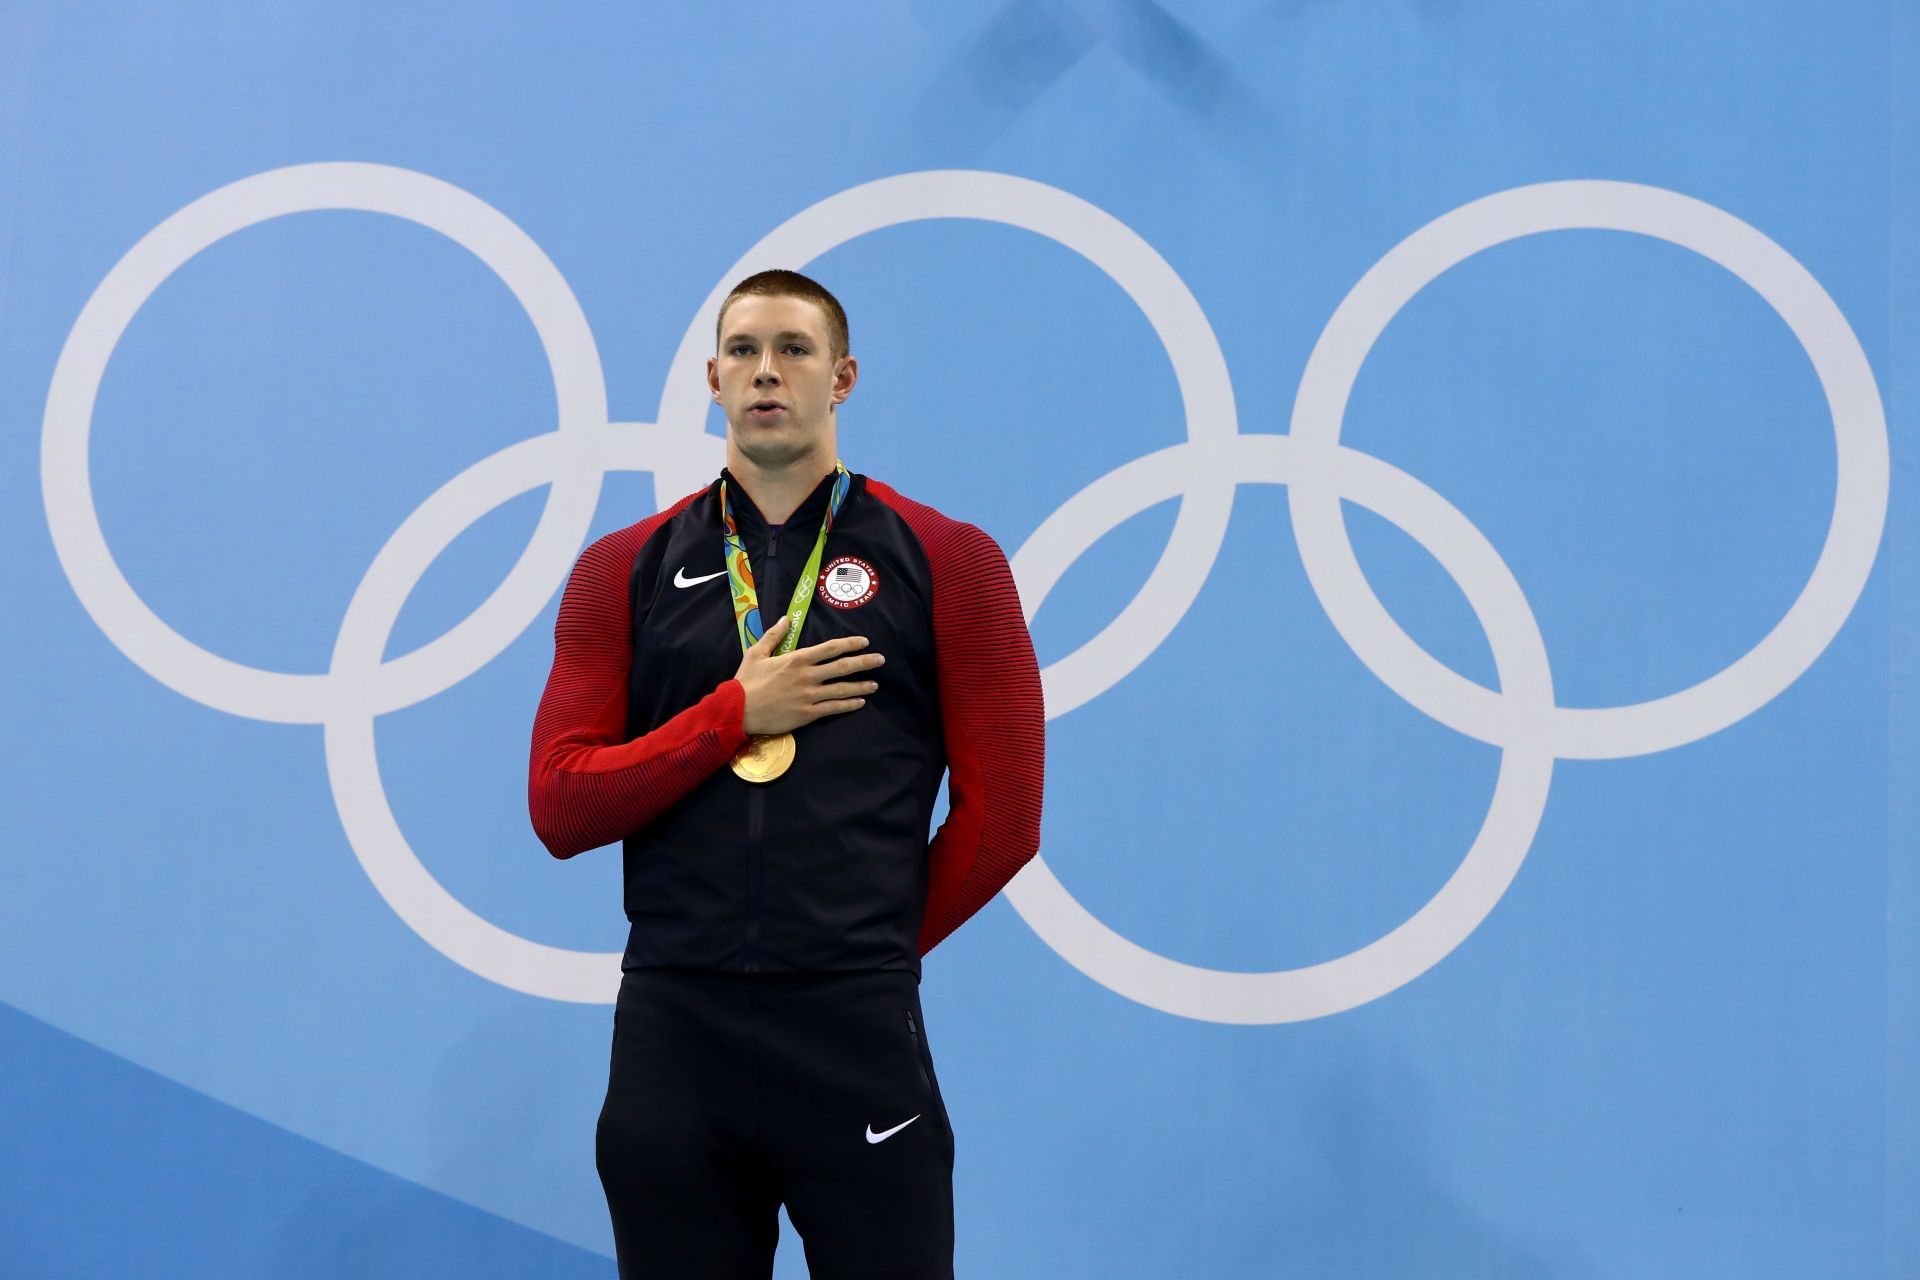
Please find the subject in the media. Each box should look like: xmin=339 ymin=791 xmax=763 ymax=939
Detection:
xmin=729 ymin=344 xmax=753 ymax=356
xmin=784 ymin=344 xmax=808 ymax=356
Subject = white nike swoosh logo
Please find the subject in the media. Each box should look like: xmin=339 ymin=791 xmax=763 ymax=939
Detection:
xmin=865 ymin=1115 xmax=921 ymax=1144
xmin=674 ymin=567 xmax=728 ymax=588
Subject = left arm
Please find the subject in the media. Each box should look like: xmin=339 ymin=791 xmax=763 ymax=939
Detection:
xmin=915 ymin=522 xmax=1046 ymax=955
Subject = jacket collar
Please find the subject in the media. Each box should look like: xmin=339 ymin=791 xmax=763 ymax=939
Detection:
xmin=717 ymin=465 xmax=845 ymax=534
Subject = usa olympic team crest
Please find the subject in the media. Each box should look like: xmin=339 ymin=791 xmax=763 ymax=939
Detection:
xmin=818 ymin=555 xmax=879 ymax=609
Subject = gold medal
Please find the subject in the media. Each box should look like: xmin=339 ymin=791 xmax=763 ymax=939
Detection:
xmin=729 ymin=731 xmax=796 ymax=783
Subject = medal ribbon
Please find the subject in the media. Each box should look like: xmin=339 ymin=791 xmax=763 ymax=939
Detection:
xmin=719 ymin=461 xmax=851 ymax=657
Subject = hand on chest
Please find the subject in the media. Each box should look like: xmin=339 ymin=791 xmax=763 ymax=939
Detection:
xmin=631 ymin=507 xmax=935 ymax=729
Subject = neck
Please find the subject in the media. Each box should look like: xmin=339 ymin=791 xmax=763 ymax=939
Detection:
xmin=725 ymin=440 xmax=837 ymax=525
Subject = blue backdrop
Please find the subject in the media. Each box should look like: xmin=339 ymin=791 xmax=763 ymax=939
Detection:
xmin=2 ymin=3 xmax=1912 ymax=1276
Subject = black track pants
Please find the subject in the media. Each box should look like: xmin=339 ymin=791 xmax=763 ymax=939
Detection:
xmin=596 ymin=968 xmax=955 ymax=1279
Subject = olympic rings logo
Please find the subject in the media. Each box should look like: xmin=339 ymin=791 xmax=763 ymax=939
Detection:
xmin=41 ymin=164 xmax=1888 ymax=1023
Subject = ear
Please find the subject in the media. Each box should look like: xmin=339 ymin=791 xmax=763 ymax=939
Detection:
xmin=832 ymin=355 xmax=859 ymax=403
xmin=706 ymin=356 xmax=721 ymax=401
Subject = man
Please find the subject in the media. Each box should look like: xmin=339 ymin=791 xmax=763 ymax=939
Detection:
xmin=527 ymin=268 xmax=1045 ymax=1279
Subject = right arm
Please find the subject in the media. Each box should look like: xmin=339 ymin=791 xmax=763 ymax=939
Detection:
xmin=527 ymin=527 xmax=749 ymax=860
xmin=526 ymin=524 xmax=888 ymax=860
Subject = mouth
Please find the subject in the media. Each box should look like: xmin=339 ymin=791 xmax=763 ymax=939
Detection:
xmin=748 ymin=400 xmax=786 ymax=418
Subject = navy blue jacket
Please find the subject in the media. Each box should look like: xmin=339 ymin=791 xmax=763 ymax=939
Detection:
xmin=529 ymin=467 xmax=1045 ymax=976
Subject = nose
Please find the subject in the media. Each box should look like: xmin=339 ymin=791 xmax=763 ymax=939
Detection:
xmin=754 ymin=348 xmax=780 ymax=384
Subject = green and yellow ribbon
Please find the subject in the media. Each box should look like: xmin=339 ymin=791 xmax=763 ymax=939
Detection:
xmin=719 ymin=461 xmax=851 ymax=658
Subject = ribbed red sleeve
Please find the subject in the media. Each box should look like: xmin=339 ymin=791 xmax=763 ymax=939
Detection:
xmin=867 ymin=480 xmax=1046 ymax=955
xmin=527 ymin=494 xmax=750 ymax=860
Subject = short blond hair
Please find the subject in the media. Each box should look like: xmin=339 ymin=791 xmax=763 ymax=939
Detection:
xmin=715 ymin=269 xmax=850 ymax=361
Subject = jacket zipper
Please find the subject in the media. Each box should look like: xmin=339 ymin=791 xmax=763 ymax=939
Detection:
xmin=742 ymin=522 xmax=781 ymax=974
xmin=744 ymin=789 xmax=764 ymax=971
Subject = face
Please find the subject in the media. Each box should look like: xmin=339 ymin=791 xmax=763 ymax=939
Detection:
xmin=707 ymin=293 xmax=857 ymax=472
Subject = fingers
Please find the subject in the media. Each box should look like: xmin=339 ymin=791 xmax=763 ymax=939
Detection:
xmin=809 ymin=677 xmax=880 ymax=703
xmin=749 ymin=614 xmax=790 ymax=656
xmin=809 ymin=696 xmax=867 ymax=718
xmin=815 ymin=652 xmax=886 ymax=681
xmin=795 ymin=634 xmax=871 ymax=662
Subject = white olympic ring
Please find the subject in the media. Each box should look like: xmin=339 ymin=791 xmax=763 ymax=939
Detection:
xmin=41 ymin=164 xmax=1887 ymax=1021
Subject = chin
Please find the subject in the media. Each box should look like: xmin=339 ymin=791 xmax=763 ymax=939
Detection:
xmin=733 ymin=432 xmax=816 ymax=470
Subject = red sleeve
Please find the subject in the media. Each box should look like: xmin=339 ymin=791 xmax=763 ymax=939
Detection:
xmin=867 ymin=481 xmax=1046 ymax=955
xmin=527 ymin=495 xmax=751 ymax=860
